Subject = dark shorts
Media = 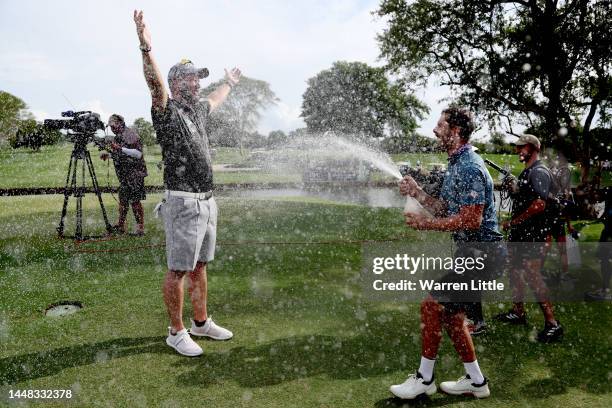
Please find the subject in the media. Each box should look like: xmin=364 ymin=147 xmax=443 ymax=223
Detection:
xmin=431 ymin=241 xmax=506 ymax=314
xmin=548 ymin=219 xmax=566 ymax=239
xmin=508 ymin=226 xmax=548 ymax=260
xmin=118 ymin=178 xmax=146 ymax=203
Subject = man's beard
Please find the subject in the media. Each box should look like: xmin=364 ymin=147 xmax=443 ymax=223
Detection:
xmin=435 ymin=133 xmax=452 ymax=151
xmin=177 ymin=84 xmax=199 ymax=105
xmin=518 ymin=152 xmax=532 ymax=163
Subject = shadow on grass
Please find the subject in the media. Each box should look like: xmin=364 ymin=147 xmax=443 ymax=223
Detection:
xmin=175 ymin=309 xmax=608 ymax=403
xmin=0 ymin=336 xmax=167 ymax=385
xmin=373 ymin=395 xmax=468 ymax=407
xmin=1 ymin=308 xmax=609 ymax=406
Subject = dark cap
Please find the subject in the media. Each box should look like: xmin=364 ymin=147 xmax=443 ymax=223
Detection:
xmin=168 ymin=59 xmax=209 ymax=83
xmin=511 ymin=134 xmax=541 ymax=150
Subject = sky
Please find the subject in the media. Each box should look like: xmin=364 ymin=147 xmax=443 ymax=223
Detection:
xmin=0 ymin=0 xmax=452 ymax=138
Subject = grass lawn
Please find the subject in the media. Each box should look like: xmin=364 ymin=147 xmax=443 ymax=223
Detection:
xmin=0 ymin=145 xmax=300 ymax=189
xmin=0 ymin=193 xmax=610 ymax=407
xmin=5 ymin=145 xmax=606 ymax=190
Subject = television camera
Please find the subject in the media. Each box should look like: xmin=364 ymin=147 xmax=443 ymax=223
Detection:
xmin=43 ymin=110 xmax=110 ymax=150
xmin=43 ymin=110 xmax=113 ymax=240
xmin=398 ymin=163 xmax=445 ymax=198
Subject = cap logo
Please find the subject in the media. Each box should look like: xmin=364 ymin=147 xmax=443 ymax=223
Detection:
xmin=180 ymin=58 xmax=191 ymax=65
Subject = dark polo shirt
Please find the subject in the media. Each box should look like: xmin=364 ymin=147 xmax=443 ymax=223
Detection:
xmin=509 ymin=160 xmax=553 ymax=241
xmin=151 ymin=99 xmax=213 ymax=193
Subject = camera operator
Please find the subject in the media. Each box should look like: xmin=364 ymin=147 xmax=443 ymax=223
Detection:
xmin=100 ymin=114 xmax=147 ymax=235
xmin=497 ymin=134 xmax=563 ymax=343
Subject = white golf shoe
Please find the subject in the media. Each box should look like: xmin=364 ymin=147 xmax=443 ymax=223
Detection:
xmin=389 ymin=372 xmax=437 ymax=399
xmin=166 ymin=328 xmax=203 ymax=357
xmin=189 ymin=317 xmax=233 ymax=340
xmin=440 ymin=375 xmax=490 ymax=398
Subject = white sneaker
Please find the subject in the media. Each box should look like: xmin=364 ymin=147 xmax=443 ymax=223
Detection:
xmin=440 ymin=375 xmax=490 ymax=398
xmin=389 ymin=372 xmax=437 ymax=399
xmin=189 ymin=317 xmax=233 ymax=340
xmin=166 ymin=328 xmax=203 ymax=357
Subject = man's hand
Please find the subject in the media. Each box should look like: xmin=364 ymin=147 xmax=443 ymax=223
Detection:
xmin=404 ymin=212 xmax=430 ymax=230
xmin=134 ymin=10 xmax=151 ymax=50
xmin=100 ymin=152 xmax=110 ymax=161
xmin=209 ymin=68 xmax=242 ymax=112
xmin=110 ymin=142 xmax=121 ymax=152
xmin=224 ymin=67 xmax=242 ymax=86
xmin=501 ymin=175 xmax=518 ymax=194
xmin=501 ymin=220 xmax=512 ymax=231
xmin=399 ymin=175 xmax=420 ymax=197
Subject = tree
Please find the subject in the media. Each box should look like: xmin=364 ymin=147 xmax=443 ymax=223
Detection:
xmin=301 ymin=61 xmax=428 ymax=140
xmin=488 ymin=132 xmax=513 ymax=154
xmin=267 ymin=130 xmax=288 ymax=147
xmin=132 ymin=117 xmax=157 ymax=146
xmin=201 ymin=76 xmax=278 ymax=155
xmin=9 ymin=120 xmax=62 ymax=150
xmin=377 ymin=0 xmax=611 ymax=182
xmin=0 ymin=91 xmax=29 ymax=146
xmin=381 ymin=133 xmax=437 ymax=153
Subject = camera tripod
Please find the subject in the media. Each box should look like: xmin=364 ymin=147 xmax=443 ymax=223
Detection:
xmin=58 ymin=134 xmax=113 ymax=240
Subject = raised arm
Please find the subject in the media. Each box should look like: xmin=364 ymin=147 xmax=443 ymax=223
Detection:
xmin=134 ymin=10 xmax=167 ymax=111
xmin=207 ymin=68 xmax=241 ymax=112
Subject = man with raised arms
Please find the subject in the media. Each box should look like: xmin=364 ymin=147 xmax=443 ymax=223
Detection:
xmin=134 ymin=10 xmax=241 ymax=356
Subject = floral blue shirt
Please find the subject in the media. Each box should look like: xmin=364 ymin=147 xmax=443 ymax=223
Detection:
xmin=439 ymin=145 xmax=502 ymax=242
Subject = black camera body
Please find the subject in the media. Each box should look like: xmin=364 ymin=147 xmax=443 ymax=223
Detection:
xmin=399 ymin=164 xmax=445 ymax=198
xmin=44 ymin=111 xmax=108 ymax=150
xmin=44 ymin=110 xmax=105 ymax=134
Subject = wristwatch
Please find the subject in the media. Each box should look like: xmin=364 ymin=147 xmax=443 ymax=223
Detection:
xmin=139 ymin=44 xmax=151 ymax=53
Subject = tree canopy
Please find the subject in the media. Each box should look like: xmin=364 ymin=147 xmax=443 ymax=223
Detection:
xmin=301 ymin=61 xmax=428 ymax=139
xmin=377 ymin=0 xmax=611 ymax=181
xmin=201 ymin=76 xmax=278 ymax=154
xmin=132 ymin=117 xmax=157 ymax=146
xmin=0 ymin=91 xmax=28 ymax=146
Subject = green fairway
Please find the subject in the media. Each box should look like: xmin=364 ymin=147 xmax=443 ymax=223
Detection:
xmin=0 ymin=145 xmax=300 ymax=189
xmin=4 ymin=145 xmax=607 ymax=190
xmin=0 ymin=193 xmax=610 ymax=407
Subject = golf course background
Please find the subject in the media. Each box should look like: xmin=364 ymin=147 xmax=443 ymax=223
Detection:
xmin=0 ymin=146 xmax=610 ymax=407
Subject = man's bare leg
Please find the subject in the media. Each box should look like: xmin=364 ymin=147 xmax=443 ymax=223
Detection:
xmin=189 ymin=261 xmax=208 ymax=322
xmin=115 ymin=201 xmax=129 ymax=233
xmin=444 ymin=311 xmax=476 ymax=362
xmin=524 ymin=258 xmax=557 ymax=325
xmin=131 ymin=201 xmax=145 ymax=234
xmin=421 ymin=296 xmax=444 ymax=360
xmin=163 ymin=270 xmax=186 ymax=332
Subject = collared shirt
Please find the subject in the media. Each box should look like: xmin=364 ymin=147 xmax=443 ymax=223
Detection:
xmin=440 ymin=145 xmax=502 ymax=242
xmin=151 ymin=99 xmax=213 ymax=193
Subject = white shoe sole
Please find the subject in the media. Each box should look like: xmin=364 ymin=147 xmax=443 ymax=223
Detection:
xmin=189 ymin=329 xmax=233 ymax=341
xmin=440 ymin=385 xmax=490 ymax=398
xmin=165 ymin=338 xmax=203 ymax=357
xmin=389 ymin=384 xmax=437 ymax=399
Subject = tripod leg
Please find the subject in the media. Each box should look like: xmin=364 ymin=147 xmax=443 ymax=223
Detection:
xmin=85 ymin=150 xmax=112 ymax=234
xmin=75 ymin=159 xmax=85 ymax=240
xmin=57 ymin=153 xmax=76 ymax=238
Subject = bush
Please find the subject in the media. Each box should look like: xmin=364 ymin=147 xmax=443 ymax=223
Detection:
xmin=9 ymin=120 xmax=62 ymax=150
